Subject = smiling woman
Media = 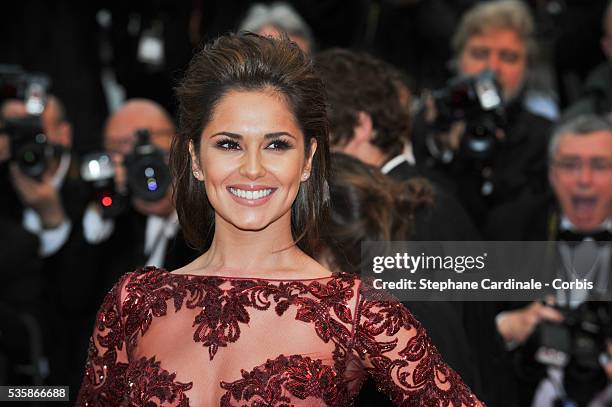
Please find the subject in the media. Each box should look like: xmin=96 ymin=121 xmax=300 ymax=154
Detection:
xmin=188 ymin=89 xmax=317 ymax=240
xmin=172 ymin=34 xmax=329 ymax=256
xmin=76 ymin=33 xmax=484 ymax=407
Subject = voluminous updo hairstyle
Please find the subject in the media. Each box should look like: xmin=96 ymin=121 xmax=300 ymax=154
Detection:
xmin=171 ymin=32 xmax=330 ymax=255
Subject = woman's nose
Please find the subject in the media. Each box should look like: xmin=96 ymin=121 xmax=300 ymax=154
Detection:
xmin=239 ymin=148 xmax=267 ymax=180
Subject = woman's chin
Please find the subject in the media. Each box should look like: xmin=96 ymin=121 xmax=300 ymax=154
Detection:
xmin=223 ymin=216 xmax=274 ymax=233
xmin=215 ymin=207 xmax=291 ymax=234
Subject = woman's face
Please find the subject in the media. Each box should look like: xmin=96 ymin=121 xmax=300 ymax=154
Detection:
xmin=190 ymin=89 xmax=316 ymax=232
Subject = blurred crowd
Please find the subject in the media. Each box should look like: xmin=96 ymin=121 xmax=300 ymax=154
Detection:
xmin=1 ymin=1 xmax=612 ymax=406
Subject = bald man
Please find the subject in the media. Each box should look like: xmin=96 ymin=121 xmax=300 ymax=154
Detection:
xmin=85 ymin=99 xmax=198 ymax=304
xmin=103 ymin=98 xmax=175 ymax=218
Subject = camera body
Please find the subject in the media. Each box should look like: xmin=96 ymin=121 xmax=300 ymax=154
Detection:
xmin=81 ymin=128 xmax=171 ymax=217
xmin=4 ymin=116 xmax=52 ymax=178
xmin=432 ymin=69 xmax=505 ymax=161
xmin=123 ymin=129 xmax=171 ymax=202
xmin=519 ymin=302 xmax=612 ymax=405
xmin=0 ymin=65 xmax=52 ymax=178
xmin=81 ymin=151 xmax=124 ymax=218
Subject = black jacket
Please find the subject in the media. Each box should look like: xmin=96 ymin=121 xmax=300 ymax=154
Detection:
xmin=413 ymin=95 xmax=553 ymax=229
xmin=92 ymin=206 xmax=200 ymax=303
xmin=563 ymin=63 xmax=612 ymax=120
xmin=386 ymin=160 xmax=481 ymax=241
xmin=0 ymin=157 xmax=95 ymax=388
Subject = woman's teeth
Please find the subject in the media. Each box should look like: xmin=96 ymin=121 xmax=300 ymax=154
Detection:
xmin=229 ymin=188 xmax=273 ymax=200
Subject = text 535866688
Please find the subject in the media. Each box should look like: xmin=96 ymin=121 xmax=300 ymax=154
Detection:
xmin=0 ymin=386 xmax=69 ymax=401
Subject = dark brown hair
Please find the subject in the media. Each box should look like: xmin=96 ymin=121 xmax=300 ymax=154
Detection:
xmin=171 ymin=32 xmax=330 ymax=255
xmin=322 ymin=153 xmax=433 ymax=275
xmin=315 ymin=49 xmax=411 ymax=158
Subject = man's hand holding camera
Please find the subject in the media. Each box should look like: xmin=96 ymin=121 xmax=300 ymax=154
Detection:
xmin=496 ymin=301 xmax=564 ymax=345
xmin=9 ymin=162 xmax=66 ymax=229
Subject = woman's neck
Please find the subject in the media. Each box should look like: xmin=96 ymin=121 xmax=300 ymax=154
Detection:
xmin=190 ymin=212 xmax=312 ymax=277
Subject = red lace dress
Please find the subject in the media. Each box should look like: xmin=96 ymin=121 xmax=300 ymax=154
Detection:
xmin=76 ymin=267 xmax=482 ymax=406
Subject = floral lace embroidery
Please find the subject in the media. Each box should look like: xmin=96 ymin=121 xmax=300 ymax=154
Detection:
xmin=220 ymin=354 xmax=351 ymax=406
xmin=122 ymin=268 xmax=357 ymax=360
xmin=77 ymin=269 xmax=483 ymax=406
xmin=77 ymin=275 xmax=130 ymax=406
xmin=126 ymin=356 xmax=192 ymax=406
xmin=354 ymin=283 xmax=480 ymax=406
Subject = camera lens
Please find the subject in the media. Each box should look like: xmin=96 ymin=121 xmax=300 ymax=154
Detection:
xmin=16 ymin=142 xmax=48 ymax=178
xmin=127 ymin=154 xmax=170 ymax=201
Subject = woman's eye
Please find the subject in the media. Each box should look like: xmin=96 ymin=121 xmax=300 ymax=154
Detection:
xmin=266 ymin=139 xmax=292 ymax=150
xmin=216 ymin=139 xmax=241 ymax=150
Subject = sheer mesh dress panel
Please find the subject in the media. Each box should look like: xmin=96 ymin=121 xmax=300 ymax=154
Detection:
xmin=76 ymin=267 xmax=482 ymax=406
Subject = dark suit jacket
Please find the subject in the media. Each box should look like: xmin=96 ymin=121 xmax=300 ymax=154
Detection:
xmin=0 ymin=157 xmax=96 ymax=389
xmin=385 ymin=160 xmax=481 ymax=241
xmin=412 ymin=96 xmax=553 ymax=229
xmin=484 ymin=192 xmax=612 ymax=406
xmin=92 ymin=206 xmax=200 ymax=303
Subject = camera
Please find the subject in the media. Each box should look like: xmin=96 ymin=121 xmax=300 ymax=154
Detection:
xmin=0 ymin=65 xmax=52 ymax=178
xmin=517 ymin=302 xmax=612 ymax=405
xmin=81 ymin=129 xmax=171 ymax=217
xmin=81 ymin=152 xmax=126 ymax=218
xmin=123 ymin=128 xmax=171 ymax=202
xmin=432 ymin=69 xmax=505 ymax=161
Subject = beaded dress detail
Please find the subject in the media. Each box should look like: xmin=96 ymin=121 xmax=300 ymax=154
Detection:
xmin=76 ymin=267 xmax=482 ymax=406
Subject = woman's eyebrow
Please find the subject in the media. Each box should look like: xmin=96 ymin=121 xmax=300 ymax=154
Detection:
xmin=265 ymin=132 xmax=295 ymax=140
xmin=211 ymin=132 xmax=242 ymax=139
xmin=210 ymin=131 xmax=296 ymax=140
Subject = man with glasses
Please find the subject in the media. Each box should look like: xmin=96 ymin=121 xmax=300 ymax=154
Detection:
xmin=486 ymin=114 xmax=612 ymax=405
xmin=549 ymin=115 xmax=612 ymax=236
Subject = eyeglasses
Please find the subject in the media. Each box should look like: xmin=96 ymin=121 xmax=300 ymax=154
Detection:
xmin=552 ymin=158 xmax=612 ymax=175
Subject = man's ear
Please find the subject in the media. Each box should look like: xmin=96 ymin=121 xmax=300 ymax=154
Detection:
xmin=58 ymin=122 xmax=72 ymax=148
xmin=354 ymin=111 xmax=374 ymax=144
xmin=189 ymin=140 xmax=204 ymax=181
xmin=301 ymin=138 xmax=318 ymax=181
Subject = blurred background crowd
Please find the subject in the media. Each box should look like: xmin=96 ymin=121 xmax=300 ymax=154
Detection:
xmin=1 ymin=0 xmax=612 ymax=406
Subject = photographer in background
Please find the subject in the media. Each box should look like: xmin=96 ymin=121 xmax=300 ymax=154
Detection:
xmin=315 ymin=48 xmax=484 ymax=405
xmin=487 ymin=114 xmax=612 ymax=406
xmin=413 ymin=0 xmax=553 ymax=228
xmin=1 ymin=95 xmax=73 ymax=253
xmin=0 ymin=89 xmax=95 ymax=391
xmin=315 ymin=49 xmax=481 ymax=241
xmin=84 ymin=99 xmax=198 ymax=302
